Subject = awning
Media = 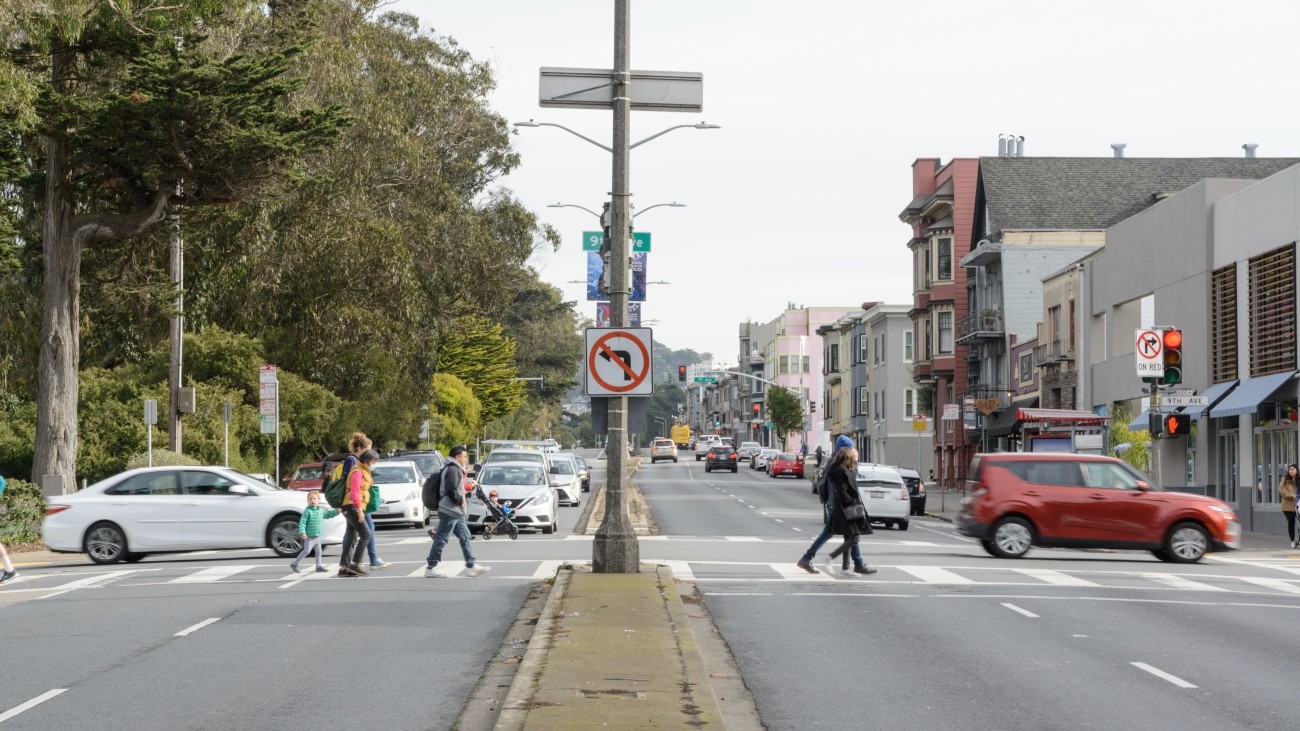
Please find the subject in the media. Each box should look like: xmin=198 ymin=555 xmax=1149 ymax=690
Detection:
xmin=1208 ymin=371 xmax=1296 ymax=418
xmin=1194 ymin=380 xmax=1238 ymax=420
xmin=986 ymin=396 xmax=1039 ymax=437
xmin=1128 ymin=406 xmax=1177 ymax=431
xmin=1016 ymin=407 xmax=1109 ymax=426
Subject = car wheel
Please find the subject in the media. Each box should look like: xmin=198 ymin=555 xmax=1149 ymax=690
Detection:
xmin=988 ymin=516 xmax=1034 ymax=558
xmin=674 ymin=458 xmax=679 ymax=463
xmin=123 ymin=552 xmax=148 ymax=563
xmin=1165 ymin=521 xmax=1209 ymax=563
xmin=980 ymin=539 xmax=999 ymax=557
xmin=705 ymin=466 xmax=711 ymax=473
xmin=731 ymin=467 xmax=738 ymax=473
xmin=268 ymin=514 xmax=304 ymax=557
xmin=1151 ymin=549 xmax=1172 ymax=562
xmin=898 ymin=520 xmax=909 ymax=531
xmin=84 ymin=522 xmax=129 ymax=565
xmin=543 ymin=521 xmax=555 ymax=535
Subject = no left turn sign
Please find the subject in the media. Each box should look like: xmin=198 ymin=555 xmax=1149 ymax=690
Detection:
xmin=585 ymin=327 xmax=654 ymax=396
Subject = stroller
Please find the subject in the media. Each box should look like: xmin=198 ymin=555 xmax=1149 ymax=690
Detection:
xmin=481 ymin=489 xmax=519 ymax=540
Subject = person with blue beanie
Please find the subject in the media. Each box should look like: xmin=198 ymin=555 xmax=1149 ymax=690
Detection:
xmin=796 ymin=436 xmax=876 ymax=575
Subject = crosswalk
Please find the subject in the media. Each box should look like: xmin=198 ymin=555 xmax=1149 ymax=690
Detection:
xmin=7 ymin=559 xmax=1300 ymax=599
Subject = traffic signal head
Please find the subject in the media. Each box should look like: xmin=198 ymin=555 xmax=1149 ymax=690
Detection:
xmin=1161 ymin=328 xmax=1183 ymax=385
xmin=678 ymin=365 xmax=687 ymax=382
xmin=752 ymin=403 xmax=760 ymax=413
xmin=1164 ymin=413 xmax=1192 ymax=436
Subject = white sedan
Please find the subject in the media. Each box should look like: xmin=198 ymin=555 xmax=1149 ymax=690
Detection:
xmin=368 ymin=460 xmax=428 ymax=529
xmin=753 ymin=448 xmax=780 ymax=470
xmin=42 ymin=466 xmax=346 ymax=564
xmin=856 ymin=463 xmax=910 ymax=530
xmin=467 ymin=461 xmax=559 ymax=534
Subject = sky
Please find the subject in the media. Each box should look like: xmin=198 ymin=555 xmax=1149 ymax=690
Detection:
xmin=390 ymin=0 xmax=1300 ymax=362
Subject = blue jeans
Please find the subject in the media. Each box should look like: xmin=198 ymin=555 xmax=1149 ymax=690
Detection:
xmin=341 ymin=512 xmax=382 ymax=564
xmin=800 ymin=503 xmax=864 ymax=567
xmin=426 ymin=512 xmax=476 ymax=567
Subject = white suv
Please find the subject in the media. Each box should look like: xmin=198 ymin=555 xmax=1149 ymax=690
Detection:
xmin=694 ymin=435 xmax=721 ymax=460
xmin=650 ymin=438 xmax=678 ymax=463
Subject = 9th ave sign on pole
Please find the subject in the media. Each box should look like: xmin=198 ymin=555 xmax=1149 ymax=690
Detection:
xmin=584 ymin=328 xmax=654 ymax=397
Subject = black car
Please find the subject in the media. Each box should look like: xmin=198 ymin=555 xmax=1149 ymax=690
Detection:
xmin=898 ymin=467 xmax=927 ymax=515
xmin=385 ymin=449 xmax=446 ymax=481
xmin=704 ymin=446 xmax=738 ymax=473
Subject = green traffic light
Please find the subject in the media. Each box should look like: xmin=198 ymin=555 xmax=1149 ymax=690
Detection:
xmin=1162 ymin=367 xmax=1182 ymax=385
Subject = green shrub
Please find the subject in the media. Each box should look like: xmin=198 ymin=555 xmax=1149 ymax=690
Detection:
xmin=125 ymin=449 xmax=202 ymax=470
xmin=1 ymin=478 xmax=45 ymax=544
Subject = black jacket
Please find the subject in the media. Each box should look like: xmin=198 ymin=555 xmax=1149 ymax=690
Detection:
xmin=827 ymin=464 xmax=871 ymax=537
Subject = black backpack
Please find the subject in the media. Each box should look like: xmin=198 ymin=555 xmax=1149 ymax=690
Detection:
xmin=421 ymin=465 xmax=448 ymax=511
xmin=816 ymin=468 xmax=832 ymax=505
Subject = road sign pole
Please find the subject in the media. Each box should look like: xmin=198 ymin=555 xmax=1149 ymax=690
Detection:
xmin=594 ymin=0 xmax=639 ymax=574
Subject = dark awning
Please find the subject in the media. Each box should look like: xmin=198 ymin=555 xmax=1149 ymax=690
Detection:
xmin=985 ymin=397 xmax=1039 ymax=437
xmin=1194 ymin=380 xmax=1238 ymax=420
xmin=1209 ymin=372 xmax=1295 ymax=418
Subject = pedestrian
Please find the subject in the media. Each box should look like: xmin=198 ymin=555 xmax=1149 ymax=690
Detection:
xmin=814 ymin=445 xmax=824 ymax=467
xmin=0 ymin=474 xmax=17 ymax=585
xmin=800 ymin=442 xmax=809 ymax=461
xmin=338 ymin=449 xmax=379 ymax=576
xmin=290 ymin=490 xmax=339 ymax=573
xmin=796 ymin=436 xmax=874 ymax=575
xmin=825 ymin=440 xmax=876 ymax=576
xmin=425 ymin=445 xmax=492 ymax=578
xmin=335 ymin=432 xmax=391 ymax=571
xmin=1281 ymin=463 xmax=1298 ymax=548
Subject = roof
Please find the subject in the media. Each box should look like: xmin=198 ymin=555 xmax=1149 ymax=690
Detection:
xmin=977 ymin=157 xmax=1300 ymax=242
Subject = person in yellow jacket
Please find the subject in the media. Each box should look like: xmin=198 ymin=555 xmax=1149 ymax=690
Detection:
xmin=1281 ymin=463 xmax=1298 ymax=548
xmin=339 ymin=449 xmax=379 ymax=576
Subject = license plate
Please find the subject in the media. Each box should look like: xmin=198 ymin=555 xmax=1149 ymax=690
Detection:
xmin=869 ymin=490 xmax=885 ymax=499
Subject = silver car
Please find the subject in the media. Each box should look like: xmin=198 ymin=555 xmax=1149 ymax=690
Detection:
xmin=467 ymin=461 xmax=559 ymax=534
xmin=546 ymin=453 xmax=583 ymax=507
xmin=368 ymin=460 xmax=428 ymax=529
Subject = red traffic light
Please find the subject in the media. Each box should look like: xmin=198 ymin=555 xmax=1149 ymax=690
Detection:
xmin=752 ymin=403 xmax=760 ymax=413
xmin=1162 ymin=329 xmax=1182 ymax=349
xmin=677 ymin=365 xmax=687 ymax=382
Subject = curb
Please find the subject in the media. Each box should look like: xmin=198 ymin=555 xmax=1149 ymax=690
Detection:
xmin=493 ymin=564 xmax=572 ymax=731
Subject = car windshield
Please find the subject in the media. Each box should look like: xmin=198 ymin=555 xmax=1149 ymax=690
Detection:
xmin=400 ymin=454 xmax=441 ymax=477
xmin=488 ymin=451 xmax=544 ymax=465
xmin=236 ymin=471 xmax=285 ymax=490
xmin=778 ymin=453 xmax=795 ymax=461
xmin=551 ymin=461 xmax=575 ymax=475
xmin=293 ymin=466 xmax=323 ymax=480
xmin=479 ymin=465 xmax=546 ymax=486
xmin=371 ymin=465 xmax=418 ymax=484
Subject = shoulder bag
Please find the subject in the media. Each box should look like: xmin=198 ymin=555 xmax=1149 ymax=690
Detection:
xmin=843 ymin=502 xmax=866 ymax=521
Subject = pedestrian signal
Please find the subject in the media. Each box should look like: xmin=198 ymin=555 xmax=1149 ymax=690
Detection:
xmin=1161 ymin=329 xmax=1183 ymax=385
xmin=1164 ymin=413 xmax=1192 ymax=436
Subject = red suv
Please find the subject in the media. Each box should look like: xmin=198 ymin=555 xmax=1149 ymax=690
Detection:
xmin=957 ymin=453 xmax=1240 ymax=563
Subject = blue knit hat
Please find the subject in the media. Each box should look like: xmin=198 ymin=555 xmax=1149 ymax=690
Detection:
xmin=834 ymin=435 xmax=854 ymax=452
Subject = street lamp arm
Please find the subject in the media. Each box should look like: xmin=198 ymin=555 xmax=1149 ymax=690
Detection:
xmin=514 ymin=120 xmax=612 ymax=153
xmin=633 ymin=202 xmax=685 ymax=218
xmin=548 ymin=202 xmax=602 ymax=219
xmin=710 ymin=370 xmax=785 ymax=389
xmin=630 ymin=122 xmax=720 ymax=149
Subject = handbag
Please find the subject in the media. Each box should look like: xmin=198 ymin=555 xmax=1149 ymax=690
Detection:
xmin=843 ymin=502 xmax=866 ymax=521
xmin=365 ymin=484 xmax=381 ymax=513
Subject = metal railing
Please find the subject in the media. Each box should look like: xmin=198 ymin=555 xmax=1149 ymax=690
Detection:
xmin=955 ymin=310 xmax=1004 ymax=342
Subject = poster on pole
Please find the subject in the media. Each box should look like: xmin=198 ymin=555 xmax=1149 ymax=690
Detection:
xmin=586 ymin=252 xmax=647 ymax=302
xmin=595 ymin=302 xmax=641 ymax=327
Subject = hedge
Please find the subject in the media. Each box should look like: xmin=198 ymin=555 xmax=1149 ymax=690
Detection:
xmin=1 ymin=478 xmax=45 ymax=545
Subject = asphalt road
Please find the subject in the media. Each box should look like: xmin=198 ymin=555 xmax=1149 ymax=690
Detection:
xmin=636 ymin=456 xmax=1300 ymax=731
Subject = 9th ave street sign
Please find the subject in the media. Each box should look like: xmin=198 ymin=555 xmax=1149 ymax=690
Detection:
xmin=693 ymin=376 xmax=716 ymax=383
xmin=583 ymin=231 xmax=651 ymax=252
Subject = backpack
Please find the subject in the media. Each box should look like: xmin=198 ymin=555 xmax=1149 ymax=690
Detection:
xmin=323 ymin=461 xmax=354 ymax=509
xmin=421 ymin=466 xmax=448 ymax=511
xmin=816 ymin=468 xmax=832 ymax=505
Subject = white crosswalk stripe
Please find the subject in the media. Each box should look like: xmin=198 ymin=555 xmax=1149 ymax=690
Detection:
xmin=168 ymin=566 xmax=258 ymax=584
xmin=1013 ymin=568 xmax=1102 ymax=587
xmin=898 ymin=566 xmax=976 ymax=585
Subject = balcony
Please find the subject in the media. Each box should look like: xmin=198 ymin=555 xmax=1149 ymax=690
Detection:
xmin=1032 ymin=339 xmax=1074 ymax=366
xmin=956 ymin=309 xmax=1004 ymax=344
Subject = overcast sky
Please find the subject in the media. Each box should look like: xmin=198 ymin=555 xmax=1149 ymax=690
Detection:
xmin=392 ymin=0 xmax=1300 ymax=361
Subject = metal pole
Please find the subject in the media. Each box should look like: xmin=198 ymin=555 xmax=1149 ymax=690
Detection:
xmin=1150 ymin=380 xmax=1162 ymax=487
xmin=593 ymin=0 xmax=639 ymax=573
xmin=168 ymin=208 xmax=183 ymax=453
xmin=274 ymin=378 xmax=281 ymax=486
xmin=223 ymin=402 xmax=230 ymax=467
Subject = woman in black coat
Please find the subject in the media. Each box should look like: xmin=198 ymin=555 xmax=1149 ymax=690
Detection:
xmin=827 ymin=448 xmax=875 ymax=575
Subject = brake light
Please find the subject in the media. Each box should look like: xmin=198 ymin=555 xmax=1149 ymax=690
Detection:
xmin=730 ymin=453 xmax=738 ymax=459
xmin=45 ymin=504 xmax=71 ymax=516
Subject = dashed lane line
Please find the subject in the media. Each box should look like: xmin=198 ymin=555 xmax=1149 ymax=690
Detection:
xmin=1001 ymin=602 xmax=1039 ymax=618
xmin=0 ymin=689 xmax=67 ymax=724
xmin=1131 ymin=661 xmax=1197 ymax=688
xmin=174 ymin=618 xmax=221 ymax=637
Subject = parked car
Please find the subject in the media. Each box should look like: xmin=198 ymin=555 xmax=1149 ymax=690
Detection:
xmin=575 ymin=455 xmax=592 ymax=492
xmin=752 ymin=448 xmax=780 ymax=471
xmin=467 ymin=461 xmax=558 ymax=534
xmin=695 ymin=434 xmax=721 ymax=461
xmin=481 ymin=447 xmax=550 ymax=473
xmin=387 ymin=449 xmax=446 ymax=480
xmin=736 ymin=441 xmax=763 ymax=461
xmin=957 ymin=453 xmax=1240 ymax=562
xmin=897 ymin=467 xmax=927 ymax=515
xmin=546 ymin=453 xmax=583 ymax=506
xmin=857 ymin=463 xmax=910 ymax=530
xmin=767 ymin=453 xmax=804 ymax=479
xmin=288 ymin=463 xmax=326 ymax=492
xmin=541 ymin=438 xmax=561 ymax=453
xmin=704 ymin=446 xmax=738 ymax=473
xmin=42 ymin=466 xmax=346 ymax=564
xmin=650 ymin=438 xmax=679 ymax=463
xmin=368 ymin=460 xmax=427 ymax=529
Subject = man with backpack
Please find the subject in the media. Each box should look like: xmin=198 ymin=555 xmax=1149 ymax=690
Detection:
xmin=424 ymin=445 xmax=491 ymax=579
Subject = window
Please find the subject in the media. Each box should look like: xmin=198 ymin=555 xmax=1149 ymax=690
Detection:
xmin=1248 ymin=244 xmax=1295 ymax=376
xmin=938 ymin=312 xmax=953 ymax=354
xmin=937 ymin=237 xmax=952 ymax=280
xmin=1003 ymin=460 xmax=1085 ymax=486
xmin=859 ymin=334 xmax=867 ymax=363
xmin=803 ymin=355 xmax=810 ymax=373
xmin=1068 ymin=299 xmax=1076 ymax=351
xmin=860 ymin=387 xmax=868 ymax=415
xmin=1019 ymin=353 xmax=1033 ymax=382
xmin=182 ymin=471 xmax=240 ymax=496
xmin=1211 ymin=264 xmax=1238 ymax=382
xmin=880 ymin=391 xmax=886 ymax=421
xmin=904 ymin=388 xmax=917 ymax=418
xmin=829 ymin=344 xmax=839 ymax=373
xmin=779 ymin=355 xmax=789 ymax=375
xmin=925 ymin=319 xmax=933 ymax=359
xmin=923 ymin=243 xmax=932 ymax=286
xmin=881 ymin=332 xmax=887 ymax=361
xmin=1048 ymin=305 xmax=1061 ymax=344
xmin=1081 ymin=462 xmax=1143 ymax=489
xmin=107 ymin=472 xmax=179 ymax=496
xmin=904 ymin=331 xmax=914 ymax=362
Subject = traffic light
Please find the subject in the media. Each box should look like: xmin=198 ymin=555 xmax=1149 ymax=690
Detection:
xmin=809 ymin=401 xmax=816 ymax=412
xmin=1164 ymin=413 xmax=1192 ymax=436
xmin=678 ymin=365 xmax=687 ymax=382
xmin=752 ymin=403 xmax=761 ymax=414
xmin=1161 ymin=328 xmax=1183 ymax=385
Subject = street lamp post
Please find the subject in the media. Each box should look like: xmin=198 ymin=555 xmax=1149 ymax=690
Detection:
xmin=654 ymin=416 xmax=668 ymax=438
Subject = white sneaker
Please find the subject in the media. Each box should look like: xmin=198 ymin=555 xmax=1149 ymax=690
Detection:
xmin=424 ymin=566 xmax=447 ymax=578
xmin=840 ymin=569 xmax=857 ymax=577
xmin=822 ymin=556 xmax=835 ymax=574
xmin=465 ymin=565 xmax=492 ymax=577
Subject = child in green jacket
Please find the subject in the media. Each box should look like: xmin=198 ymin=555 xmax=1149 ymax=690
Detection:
xmin=291 ymin=491 xmax=340 ymax=573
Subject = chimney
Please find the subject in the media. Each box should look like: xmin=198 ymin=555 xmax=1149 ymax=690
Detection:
xmin=1243 ymin=143 xmax=1259 ymax=158
xmin=1111 ymin=143 xmax=1126 ymax=158
xmin=998 ymin=135 xmax=1007 ymax=157
xmin=1015 ymin=136 xmax=1025 ymax=157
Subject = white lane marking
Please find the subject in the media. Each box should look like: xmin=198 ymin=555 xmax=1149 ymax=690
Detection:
xmin=1001 ymin=602 xmax=1038 ymax=618
xmin=773 ymin=519 xmax=784 ymax=523
xmin=564 ymin=535 xmax=595 ymax=541
xmin=530 ymin=560 xmax=564 ymax=580
xmin=175 ymin=618 xmax=221 ymax=637
xmin=406 ymin=561 xmax=466 ymax=578
xmin=1131 ymin=661 xmax=1197 ymax=688
xmin=1141 ymin=573 xmax=1228 ymax=592
xmin=660 ymin=560 xmax=696 ymax=581
xmin=278 ymin=569 xmax=333 ymax=589
xmin=0 ymin=689 xmax=68 ymax=724
xmin=394 ymin=537 xmax=432 ymax=545
xmin=701 ymin=592 xmax=772 ymax=596
xmin=1013 ymin=568 xmax=1102 ymax=587
xmin=791 ymin=527 xmax=803 ymax=532
xmin=724 ymin=536 xmax=761 ymax=542
xmin=768 ymin=563 xmax=835 ymax=582
xmin=168 ymin=566 xmax=259 ymax=584
xmin=1238 ymin=577 xmax=1300 ymax=595
xmin=898 ymin=566 xmax=976 ymax=585
xmin=38 ymin=570 xmax=146 ymax=598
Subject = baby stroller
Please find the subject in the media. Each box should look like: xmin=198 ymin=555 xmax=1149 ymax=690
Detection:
xmin=481 ymin=489 xmax=519 ymax=540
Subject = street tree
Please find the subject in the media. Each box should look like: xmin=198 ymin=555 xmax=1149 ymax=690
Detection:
xmin=435 ymin=316 xmax=525 ymax=423
xmin=5 ymin=2 xmax=347 ymax=486
xmin=430 ymin=373 xmax=481 ymax=451
xmin=499 ymin=269 xmax=583 ymax=405
xmin=766 ymin=386 xmax=805 ymax=450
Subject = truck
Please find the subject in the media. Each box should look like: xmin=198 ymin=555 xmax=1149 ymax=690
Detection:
xmin=670 ymin=424 xmax=692 ymax=449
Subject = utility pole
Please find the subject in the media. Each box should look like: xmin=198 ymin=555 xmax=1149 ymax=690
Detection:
xmin=168 ymin=203 xmax=183 ymax=453
xmin=593 ymin=0 xmax=639 ymax=573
